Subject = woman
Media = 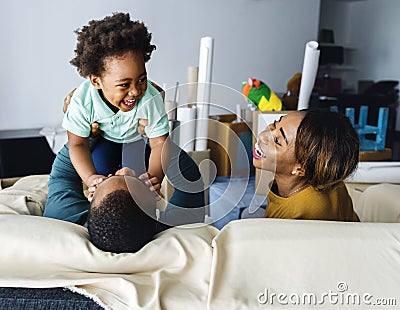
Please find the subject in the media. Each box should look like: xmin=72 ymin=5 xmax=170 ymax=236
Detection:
xmin=253 ymin=109 xmax=360 ymax=221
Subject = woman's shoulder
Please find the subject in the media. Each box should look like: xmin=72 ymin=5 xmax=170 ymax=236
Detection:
xmin=309 ymin=182 xmax=355 ymax=220
xmin=305 ymin=182 xmax=351 ymax=205
xmin=330 ymin=181 xmax=351 ymax=198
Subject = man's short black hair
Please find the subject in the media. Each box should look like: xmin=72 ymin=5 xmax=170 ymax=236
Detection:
xmin=88 ymin=189 xmax=157 ymax=253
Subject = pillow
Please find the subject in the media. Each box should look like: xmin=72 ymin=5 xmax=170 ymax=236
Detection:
xmin=0 ymin=174 xmax=220 ymax=309
xmin=0 ymin=214 xmax=218 ymax=309
xmin=0 ymin=175 xmax=49 ymax=215
xmin=356 ymin=183 xmax=400 ymax=222
xmin=208 ymin=218 xmax=400 ymax=309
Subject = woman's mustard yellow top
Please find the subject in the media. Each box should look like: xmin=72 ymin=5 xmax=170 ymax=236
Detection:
xmin=265 ymin=181 xmax=360 ymax=222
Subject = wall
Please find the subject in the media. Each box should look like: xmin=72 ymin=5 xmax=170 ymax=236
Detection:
xmin=319 ymin=0 xmax=400 ymax=90
xmin=349 ymin=0 xmax=400 ymax=83
xmin=0 ymin=0 xmax=320 ymax=130
xmin=320 ymin=0 xmax=400 ymax=133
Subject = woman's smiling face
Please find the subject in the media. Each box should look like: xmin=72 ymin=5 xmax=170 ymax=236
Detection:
xmin=90 ymin=50 xmax=148 ymax=113
xmin=253 ymin=112 xmax=305 ymax=175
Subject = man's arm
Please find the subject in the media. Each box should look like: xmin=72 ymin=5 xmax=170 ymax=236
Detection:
xmin=150 ymin=81 xmax=165 ymax=102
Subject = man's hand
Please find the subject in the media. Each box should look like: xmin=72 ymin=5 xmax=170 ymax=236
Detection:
xmin=150 ymin=81 xmax=165 ymax=102
xmin=137 ymin=119 xmax=148 ymax=137
xmin=137 ymin=81 xmax=164 ymax=137
xmin=63 ymin=88 xmax=101 ymax=137
xmin=90 ymin=122 xmax=100 ymax=136
xmin=63 ymin=88 xmax=76 ymax=113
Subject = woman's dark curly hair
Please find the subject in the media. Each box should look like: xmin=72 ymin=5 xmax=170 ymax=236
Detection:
xmin=70 ymin=12 xmax=156 ymax=77
xmin=295 ymin=110 xmax=360 ymax=192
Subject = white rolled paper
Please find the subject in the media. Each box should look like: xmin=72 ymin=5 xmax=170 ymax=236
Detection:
xmin=187 ymin=66 xmax=199 ymax=105
xmin=164 ymin=100 xmax=175 ymax=120
xmin=195 ymin=104 xmax=209 ymax=151
xmin=298 ymin=41 xmax=320 ymax=110
xmin=195 ymin=36 xmax=214 ymax=151
xmin=236 ymin=103 xmax=241 ymax=122
xmin=177 ymin=106 xmax=197 ymax=152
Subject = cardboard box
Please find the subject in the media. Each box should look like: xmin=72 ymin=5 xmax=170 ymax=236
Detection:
xmin=207 ymin=114 xmax=254 ymax=177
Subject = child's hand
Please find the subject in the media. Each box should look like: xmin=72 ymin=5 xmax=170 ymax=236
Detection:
xmin=87 ymin=174 xmax=107 ymax=202
xmin=139 ymin=172 xmax=163 ymax=201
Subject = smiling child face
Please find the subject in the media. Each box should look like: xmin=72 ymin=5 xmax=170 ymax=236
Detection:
xmin=90 ymin=50 xmax=148 ymax=113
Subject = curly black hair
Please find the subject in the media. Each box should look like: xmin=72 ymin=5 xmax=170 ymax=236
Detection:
xmin=88 ymin=189 xmax=157 ymax=253
xmin=70 ymin=12 xmax=156 ymax=77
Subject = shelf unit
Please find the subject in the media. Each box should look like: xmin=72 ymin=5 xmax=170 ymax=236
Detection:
xmin=317 ymin=44 xmax=358 ymax=93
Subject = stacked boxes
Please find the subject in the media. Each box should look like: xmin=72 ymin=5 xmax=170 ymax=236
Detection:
xmin=207 ymin=114 xmax=254 ymax=177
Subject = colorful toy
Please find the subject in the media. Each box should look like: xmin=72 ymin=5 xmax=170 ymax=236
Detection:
xmin=242 ymin=78 xmax=283 ymax=111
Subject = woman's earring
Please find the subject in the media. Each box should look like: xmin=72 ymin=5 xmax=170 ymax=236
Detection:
xmin=291 ymin=170 xmax=297 ymax=175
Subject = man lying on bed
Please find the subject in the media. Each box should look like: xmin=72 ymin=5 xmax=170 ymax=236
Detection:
xmin=87 ymin=167 xmax=158 ymax=253
xmin=80 ymin=165 xmax=204 ymax=253
xmin=42 ymin=164 xmax=206 ymax=253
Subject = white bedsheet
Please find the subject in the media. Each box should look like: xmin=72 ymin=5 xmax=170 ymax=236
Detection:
xmin=208 ymin=218 xmax=400 ymax=309
xmin=0 ymin=175 xmax=219 ymax=310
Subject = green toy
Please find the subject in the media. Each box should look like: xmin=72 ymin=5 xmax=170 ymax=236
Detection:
xmin=242 ymin=78 xmax=283 ymax=111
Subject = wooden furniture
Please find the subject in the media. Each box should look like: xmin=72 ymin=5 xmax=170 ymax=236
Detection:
xmin=359 ymin=148 xmax=392 ymax=162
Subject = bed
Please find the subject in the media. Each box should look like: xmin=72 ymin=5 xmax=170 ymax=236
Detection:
xmin=1 ymin=175 xmax=400 ymax=309
xmin=0 ymin=175 xmax=218 ymax=309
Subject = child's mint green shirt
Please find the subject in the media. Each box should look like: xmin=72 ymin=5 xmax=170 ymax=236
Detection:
xmin=62 ymin=80 xmax=169 ymax=143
